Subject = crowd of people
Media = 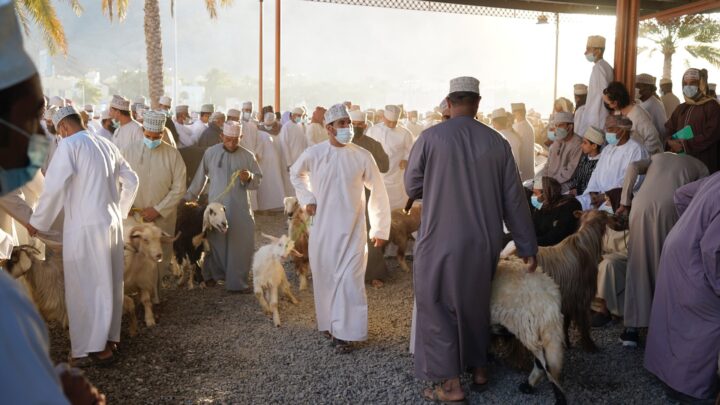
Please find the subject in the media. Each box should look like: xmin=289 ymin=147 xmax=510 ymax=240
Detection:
xmin=1 ymin=1 xmax=719 ymax=402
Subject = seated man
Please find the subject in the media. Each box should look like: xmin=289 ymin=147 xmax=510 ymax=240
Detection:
xmin=576 ymin=115 xmax=648 ymax=210
xmin=544 ymin=112 xmax=582 ymax=193
xmin=530 ymin=176 xmax=581 ymax=246
xmin=569 ymin=126 xmax=605 ymax=196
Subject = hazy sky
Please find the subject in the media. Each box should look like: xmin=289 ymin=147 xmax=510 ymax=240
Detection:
xmin=24 ymin=1 xmax=720 ymax=115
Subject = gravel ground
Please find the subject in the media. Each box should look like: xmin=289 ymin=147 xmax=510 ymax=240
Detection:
xmin=48 ymin=211 xmax=668 ymax=404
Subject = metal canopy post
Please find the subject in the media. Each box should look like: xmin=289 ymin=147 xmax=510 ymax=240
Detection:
xmin=275 ymin=0 xmax=281 ymax=112
xmin=259 ymin=0 xmax=264 ymax=111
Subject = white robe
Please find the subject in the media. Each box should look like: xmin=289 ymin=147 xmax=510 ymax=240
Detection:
xmin=188 ymin=120 xmax=207 ymax=147
xmin=173 ymin=118 xmax=194 ymax=148
xmin=499 ymin=128 xmax=523 ymax=176
xmin=256 ymin=131 xmax=286 ymax=210
xmin=627 ymin=105 xmax=663 ymax=155
xmin=290 ymin=142 xmax=390 ymax=341
xmin=366 ymin=123 xmax=413 ymax=210
xmin=112 ymin=120 xmax=144 ymax=155
xmin=30 ymin=131 xmax=138 ymax=358
xmin=512 ymin=119 xmax=537 ymax=181
xmin=577 ymin=138 xmax=648 ymax=210
xmin=240 ymin=121 xmax=262 ymax=209
xmin=639 ymin=96 xmax=668 ymax=140
xmin=95 ymin=126 xmax=113 ymax=141
xmin=87 ymin=119 xmax=102 ymax=135
xmin=661 ymin=92 xmax=681 ymax=117
xmin=574 ymin=105 xmax=586 ymax=135
xmin=305 ymin=122 xmax=329 ymax=146
xmin=406 ymin=121 xmax=424 ymax=141
xmin=279 ymin=121 xmax=309 ymax=169
xmin=577 ymin=59 xmax=614 ymax=137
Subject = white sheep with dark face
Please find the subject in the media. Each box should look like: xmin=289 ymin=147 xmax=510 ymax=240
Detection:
xmin=252 ymin=233 xmax=301 ymax=327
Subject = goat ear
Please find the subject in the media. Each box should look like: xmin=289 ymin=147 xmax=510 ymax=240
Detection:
xmin=573 ymin=210 xmax=583 ymax=219
xmin=261 ymin=233 xmax=279 ymax=242
xmin=129 ymin=226 xmax=143 ymax=239
xmin=18 ymin=251 xmax=33 ymax=273
xmin=161 ymin=231 xmax=181 ymax=244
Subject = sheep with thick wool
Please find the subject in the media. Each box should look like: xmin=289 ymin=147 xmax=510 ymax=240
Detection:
xmin=252 ymin=233 xmax=301 ymax=327
xmin=492 ymin=256 xmax=566 ymax=405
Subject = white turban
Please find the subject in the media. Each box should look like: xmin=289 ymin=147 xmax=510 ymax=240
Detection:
xmin=324 ymin=103 xmax=350 ymax=125
xmin=209 ymin=112 xmax=225 ymax=122
xmin=511 ymin=103 xmax=525 ymax=112
xmin=491 ymin=108 xmax=507 ymax=120
xmin=586 ymin=35 xmax=606 ymax=48
xmin=43 ymin=106 xmax=58 ymax=121
xmin=348 ymin=110 xmax=366 ymax=122
xmin=175 ymin=105 xmax=189 ymax=114
xmin=264 ymin=112 xmax=276 ymax=125
xmin=49 ymin=96 xmax=66 ymax=108
xmin=227 ymin=108 xmax=241 ymax=119
xmin=291 ymin=107 xmax=304 ymax=115
xmin=142 ymin=110 xmax=167 ymax=133
xmin=223 ymin=121 xmax=241 ymax=137
xmin=84 ymin=104 xmax=94 ymax=113
xmin=200 ymin=104 xmax=215 ymax=113
xmin=573 ymin=84 xmax=588 ymax=95
xmin=52 ymin=105 xmax=79 ymax=128
xmin=636 ymin=74 xmax=656 ymax=86
xmin=159 ymin=96 xmax=172 ymax=106
xmin=110 ymin=95 xmax=130 ymax=111
xmin=448 ymin=76 xmax=480 ymax=95
xmin=101 ymin=110 xmax=111 ymax=120
xmin=584 ymin=126 xmax=605 ymax=146
xmin=242 ymin=101 xmax=252 ymax=109
xmin=0 ymin=2 xmax=38 ymax=90
xmin=553 ymin=112 xmax=574 ymax=124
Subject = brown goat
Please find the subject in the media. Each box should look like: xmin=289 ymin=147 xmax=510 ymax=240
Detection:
xmin=534 ymin=210 xmax=608 ymax=352
xmin=387 ymin=205 xmax=422 ymax=272
xmin=284 ymin=197 xmax=310 ymax=291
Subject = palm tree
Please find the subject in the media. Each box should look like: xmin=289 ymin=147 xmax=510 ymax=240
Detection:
xmin=103 ymin=0 xmax=234 ymax=109
xmin=639 ymin=15 xmax=720 ymax=79
xmin=14 ymin=0 xmax=83 ymax=55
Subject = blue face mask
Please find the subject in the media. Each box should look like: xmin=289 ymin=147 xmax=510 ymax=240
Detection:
xmin=335 ymin=126 xmax=354 ymax=145
xmin=585 ymin=53 xmax=596 ymax=63
xmin=0 ymin=119 xmax=50 ymax=196
xmin=555 ymin=127 xmax=569 ymax=140
xmin=605 ymin=131 xmax=619 ymax=145
xmin=547 ymin=130 xmax=556 ymax=141
xmin=530 ymin=195 xmax=543 ymax=210
xmin=294 ymin=117 xmax=302 ymax=124
xmin=143 ymin=137 xmax=162 ymax=149
xmin=682 ymin=85 xmax=699 ymax=99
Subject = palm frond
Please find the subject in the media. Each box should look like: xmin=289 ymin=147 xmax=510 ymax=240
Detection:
xmin=685 ymin=45 xmax=720 ymax=68
xmin=101 ymin=0 xmax=129 ymax=22
xmin=63 ymin=0 xmax=83 ymax=15
xmin=14 ymin=0 xmax=68 ymax=55
xmin=204 ymin=0 xmax=234 ymax=19
xmin=692 ymin=18 xmax=720 ymax=44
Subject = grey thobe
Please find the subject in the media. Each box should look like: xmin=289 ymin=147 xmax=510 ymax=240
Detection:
xmin=196 ymin=123 xmax=223 ymax=148
xmin=353 ymin=134 xmax=390 ymax=282
xmin=185 ymin=144 xmax=261 ymax=291
xmin=644 ymin=172 xmax=720 ymax=400
xmin=545 ymin=133 xmax=583 ymax=193
xmin=405 ymin=116 xmax=537 ymax=381
xmin=620 ymin=152 xmax=708 ymax=327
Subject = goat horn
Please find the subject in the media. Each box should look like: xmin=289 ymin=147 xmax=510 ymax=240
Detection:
xmin=290 ymin=249 xmax=303 ymax=257
xmin=161 ymin=231 xmax=181 ymax=243
xmin=261 ymin=233 xmax=279 ymax=242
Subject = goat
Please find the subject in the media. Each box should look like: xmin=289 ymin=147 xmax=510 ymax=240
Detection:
xmin=387 ymin=204 xmax=422 ymax=272
xmin=283 ymin=197 xmax=310 ymax=290
xmin=5 ymin=245 xmax=68 ymax=328
xmin=252 ymin=233 xmax=301 ymax=327
xmin=173 ymin=201 xmax=228 ymax=289
xmin=508 ymin=210 xmax=608 ymax=352
xmin=492 ymin=256 xmax=566 ymax=405
xmin=124 ymin=223 xmax=177 ymax=336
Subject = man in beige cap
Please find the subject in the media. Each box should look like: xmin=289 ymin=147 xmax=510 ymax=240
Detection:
xmin=109 ymin=94 xmax=145 ymax=155
xmin=188 ymin=104 xmax=214 ymax=146
xmin=29 ymin=105 xmax=139 ymax=366
xmin=185 ymin=121 xmax=261 ymax=292
xmin=545 ymin=112 xmax=582 ymax=192
xmin=658 ymin=78 xmax=680 ymax=117
xmin=349 ymin=109 xmax=390 ymax=288
xmin=226 ymin=108 xmax=241 ymax=122
xmin=490 ymin=108 xmax=523 ymax=174
xmin=290 ymin=103 xmax=390 ymax=354
xmin=510 ymin=103 xmax=536 ymax=181
xmin=573 ymin=83 xmax=588 ymax=133
xmin=84 ymin=104 xmax=102 ymax=135
xmin=173 ymin=104 xmax=194 ymax=148
xmin=577 ymin=35 xmax=614 ymax=138
xmin=123 ymin=110 xmax=186 ymax=303
xmin=366 ymin=104 xmax=413 ymax=210
xmin=157 ymin=95 xmax=179 ymax=145
xmin=279 ymin=107 xmax=309 ymax=178
xmin=96 ymin=110 xmax=114 ymax=141
xmin=305 ymin=106 xmax=329 ymax=146
xmin=635 ymin=73 xmax=668 ymax=139
xmin=407 ymin=76 xmax=537 ymax=402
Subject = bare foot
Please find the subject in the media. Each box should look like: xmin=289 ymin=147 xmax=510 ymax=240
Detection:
xmin=422 ymin=378 xmax=465 ymax=402
xmin=371 ymin=279 xmax=384 ymax=289
xmin=473 ymin=367 xmax=488 ymax=385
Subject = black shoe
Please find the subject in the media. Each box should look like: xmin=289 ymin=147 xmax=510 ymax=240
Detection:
xmin=591 ymin=311 xmax=612 ymax=328
xmin=620 ymin=329 xmax=639 ymax=347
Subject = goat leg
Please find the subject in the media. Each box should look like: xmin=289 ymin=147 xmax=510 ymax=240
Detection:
xmin=270 ymin=287 xmax=281 ymax=327
xmin=397 ymin=240 xmax=410 ymax=272
xmin=140 ymin=290 xmax=156 ymax=328
xmin=563 ymin=315 xmax=571 ymax=348
xmin=255 ymin=288 xmax=272 ymax=315
xmin=123 ymin=295 xmax=138 ymax=337
xmin=282 ymin=279 xmax=299 ymax=305
xmin=578 ymin=310 xmax=599 ymax=352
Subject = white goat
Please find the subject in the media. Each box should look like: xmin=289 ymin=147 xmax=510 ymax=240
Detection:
xmin=124 ymin=223 xmax=176 ymax=336
xmin=492 ymin=257 xmax=566 ymax=405
xmin=252 ymin=233 xmax=301 ymax=327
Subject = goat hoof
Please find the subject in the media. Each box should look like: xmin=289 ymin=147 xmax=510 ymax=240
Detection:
xmin=519 ymin=382 xmax=535 ymax=394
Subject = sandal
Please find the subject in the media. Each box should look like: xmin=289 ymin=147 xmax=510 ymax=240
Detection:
xmin=422 ymin=385 xmax=467 ymax=404
xmin=70 ymin=352 xmax=116 ymax=368
xmin=332 ymin=338 xmax=355 ymax=354
xmin=322 ymin=331 xmax=332 ymax=340
xmin=470 ymin=368 xmax=488 ymax=392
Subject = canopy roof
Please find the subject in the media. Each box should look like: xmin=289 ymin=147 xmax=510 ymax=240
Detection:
xmin=307 ymin=0 xmax=720 ymax=19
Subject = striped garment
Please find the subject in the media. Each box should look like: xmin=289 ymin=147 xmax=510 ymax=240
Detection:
xmin=571 ymin=154 xmax=600 ymax=195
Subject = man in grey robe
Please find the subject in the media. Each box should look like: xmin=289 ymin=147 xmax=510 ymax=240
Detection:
xmin=350 ymin=109 xmax=390 ymax=287
xmin=196 ymin=112 xmax=225 ymax=148
xmin=185 ymin=121 xmax=261 ymax=292
xmin=405 ymin=77 xmax=538 ymax=402
xmin=644 ymin=171 xmax=720 ymax=402
xmin=612 ymin=152 xmax=708 ymax=346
